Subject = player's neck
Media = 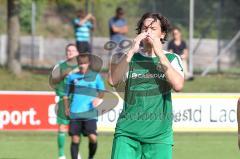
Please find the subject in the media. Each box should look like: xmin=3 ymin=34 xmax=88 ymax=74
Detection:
xmin=79 ymin=69 xmax=88 ymax=74
xmin=143 ymin=45 xmax=155 ymax=57
xmin=174 ymin=39 xmax=181 ymax=44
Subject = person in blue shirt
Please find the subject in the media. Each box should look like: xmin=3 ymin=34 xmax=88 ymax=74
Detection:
xmin=63 ymin=54 xmax=105 ymax=159
xmin=109 ymin=7 xmax=128 ymax=44
xmin=73 ymin=9 xmax=96 ymax=53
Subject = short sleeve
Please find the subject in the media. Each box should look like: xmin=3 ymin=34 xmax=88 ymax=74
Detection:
xmin=111 ymin=53 xmax=124 ymax=64
xmin=110 ymin=53 xmax=129 ymax=81
xmin=72 ymin=18 xmax=79 ymax=26
xmin=109 ymin=18 xmax=114 ymax=29
xmin=181 ymin=41 xmax=187 ymax=49
xmin=122 ymin=19 xmax=127 ymax=26
xmin=51 ymin=64 xmax=61 ymax=79
xmin=167 ymin=40 xmax=173 ymax=51
xmin=171 ymin=54 xmax=184 ymax=77
xmin=86 ymin=21 xmax=93 ymax=29
xmin=96 ymin=74 xmax=105 ymax=91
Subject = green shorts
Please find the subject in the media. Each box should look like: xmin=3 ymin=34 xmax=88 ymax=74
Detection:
xmin=56 ymin=99 xmax=69 ymax=125
xmin=111 ymin=136 xmax=172 ymax=159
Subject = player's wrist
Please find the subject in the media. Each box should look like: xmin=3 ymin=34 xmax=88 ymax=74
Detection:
xmin=157 ymin=54 xmax=170 ymax=72
xmin=96 ymin=96 xmax=102 ymax=100
xmin=157 ymin=53 xmax=168 ymax=63
xmin=61 ymin=75 xmax=66 ymax=80
xmin=155 ymin=49 xmax=164 ymax=57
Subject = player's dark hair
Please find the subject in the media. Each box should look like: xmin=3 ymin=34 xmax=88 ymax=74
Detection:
xmin=172 ymin=26 xmax=181 ymax=32
xmin=65 ymin=43 xmax=77 ymax=53
xmin=77 ymin=54 xmax=103 ymax=73
xmin=77 ymin=9 xmax=85 ymax=17
xmin=136 ymin=12 xmax=171 ymax=44
xmin=116 ymin=7 xmax=124 ymax=14
xmin=77 ymin=53 xmax=90 ymax=60
xmin=77 ymin=54 xmax=91 ymax=65
xmin=77 ymin=8 xmax=84 ymax=13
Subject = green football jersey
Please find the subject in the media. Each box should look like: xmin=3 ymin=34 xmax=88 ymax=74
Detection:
xmin=115 ymin=51 xmax=183 ymax=144
xmin=55 ymin=61 xmax=78 ymax=97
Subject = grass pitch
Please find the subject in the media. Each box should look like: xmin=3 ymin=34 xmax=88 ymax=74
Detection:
xmin=0 ymin=69 xmax=239 ymax=159
xmin=0 ymin=131 xmax=238 ymax=159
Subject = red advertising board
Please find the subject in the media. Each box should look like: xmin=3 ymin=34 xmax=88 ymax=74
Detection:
xmin=1 ymin=91 xmax=239 ymax=132
xmin=0 ymin=91 xmax=58 ymax=131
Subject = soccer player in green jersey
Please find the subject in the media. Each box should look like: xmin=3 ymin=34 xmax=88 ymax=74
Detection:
xmin=108 ymin=12 xmax=184 ymax=159
xmin=51 ymin=44 xmax=79 ymax=159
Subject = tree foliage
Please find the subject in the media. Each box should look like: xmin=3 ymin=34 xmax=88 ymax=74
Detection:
xmin=19 ymin=0 xmax=46 ymax=33
xmin=1 ymin=0 xmax=239 ymax=39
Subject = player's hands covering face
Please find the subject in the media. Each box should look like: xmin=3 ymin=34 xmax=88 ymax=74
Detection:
xmin=145 ymin=33 xmax=164 ymax=57
xmin=130 ymin=32 xmax=148 ymax=54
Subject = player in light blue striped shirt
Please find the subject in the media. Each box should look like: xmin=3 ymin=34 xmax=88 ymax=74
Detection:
xmin=73 ymin=9 xmax=96 ymax=53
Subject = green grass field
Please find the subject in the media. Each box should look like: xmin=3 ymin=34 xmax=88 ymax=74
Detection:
xmin=0 ymin=131 xmax=238 ymax=159
xmin=0 ymin=68 xmax=239 ymax=159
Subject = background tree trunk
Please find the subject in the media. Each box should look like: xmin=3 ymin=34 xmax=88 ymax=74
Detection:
xmin=7 ymin=0 xmax=22 ymax=75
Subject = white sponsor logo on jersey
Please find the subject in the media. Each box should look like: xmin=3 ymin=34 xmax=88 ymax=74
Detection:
xmin=131 ymin=72 xmax=165 ymax=79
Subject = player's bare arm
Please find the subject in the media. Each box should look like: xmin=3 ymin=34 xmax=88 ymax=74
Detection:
xmin=147 ymin=34 xmax=184 ymax=92
xmin=51 ymin=70 xmax=70 ymax=84
xmin=91 ymin=15 xmax=96 ymax=31
xmin=181 ymin=49 xmax=188 ymax=60
xmin=92 ymin=91 xmax=104 ymax=108
xmin=51 ymin=65 xmax=79 ymax=84
xmin=108 ymin=32 xmax=147 ymax=85
xmin=122 ymin=25 xmax=128 ymax=34
xmin=112 ymin=25 xmax=128 ymax=34
xmin=77 ymin=13 xmax=93 ymax=26
xmin=63 ymin=96 xmax=70 ymax=116
xmin=111 ymin=25 xmax=120 ymax=33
